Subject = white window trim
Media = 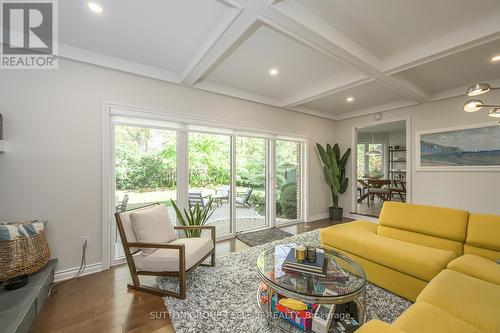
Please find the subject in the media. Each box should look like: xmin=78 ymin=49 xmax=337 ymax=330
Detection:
xmin=102 ymin=101 xmax=309 ymax=269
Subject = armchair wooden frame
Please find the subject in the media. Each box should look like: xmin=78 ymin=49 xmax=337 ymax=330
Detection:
xmin=115 ymin=203 xmax=216 ymax=299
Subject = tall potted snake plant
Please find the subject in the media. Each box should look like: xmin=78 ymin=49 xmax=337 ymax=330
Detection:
xmin=316 ymin=143 xmax=351 ymax=220
xmin=170 ymin=199 xmax=213 ymax=237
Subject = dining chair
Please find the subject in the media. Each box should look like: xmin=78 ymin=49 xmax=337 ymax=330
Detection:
xmin=367 ymin=179 xmax=392 ymax=207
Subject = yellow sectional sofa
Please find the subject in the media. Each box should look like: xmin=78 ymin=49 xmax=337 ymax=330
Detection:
xmin=320 ymin=202 xmax=500 ymax=333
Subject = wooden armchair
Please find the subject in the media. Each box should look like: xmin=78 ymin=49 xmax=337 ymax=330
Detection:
xmin=115 ymin=203 xmax=215 ymax=299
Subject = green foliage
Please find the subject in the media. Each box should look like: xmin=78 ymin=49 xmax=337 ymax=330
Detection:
xmin=357 ymin=143 xmax=384 ymax=178
xmin=316 ymin=143 xmax=351 ymax=209
xmin=115 ymin=126 xmax=302 ymax=199
xmin=188 ymin=133 xmax=231 ymax=187
xmin=170 ymin=199 xmax=213 ymax=238
xmin=279 ymin=183 xmax=298 ymax=219
xmin=115 ymin=126 xmax=176 ymax=191
xmin=251 ymin=190 xmax=266 ymax=216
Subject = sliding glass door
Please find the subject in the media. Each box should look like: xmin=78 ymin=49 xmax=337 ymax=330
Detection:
xmin=113 ymin=124 xmax=177 ymax=261
xmin=275 ymin=140 xmax=302 ymax=224
xmin=235 ymin=136 xmax=268 ymax=233
xmin=188 ymin=132 xmax=232 ymax=238
xmin=109 ymin=110 xmax=306 ymax=264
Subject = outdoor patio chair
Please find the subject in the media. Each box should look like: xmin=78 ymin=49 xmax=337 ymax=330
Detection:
xmin=236 ymin=188 xmax=253 ymax=208
xmin=116 ymin=194 xmax=129 ymax=212
xmin=214 ymin=186 xmax=230 ymax=206
xmin=115 ymin=203 xmax=215 ymax=299
xmin=188 ymin=192 xmax=212 ymax=209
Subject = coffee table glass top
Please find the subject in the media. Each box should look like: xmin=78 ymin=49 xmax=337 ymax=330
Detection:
xmin=257 ymin=244 xmax=366 ymax=300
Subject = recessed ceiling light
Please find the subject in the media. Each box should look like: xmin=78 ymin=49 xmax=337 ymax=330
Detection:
xmin=346 ymin=97 xmax=354 ymax=102
xmin=491 ymin=54 xmax=500 ymax=62
xmin=269 ymin=68 xmax=278 ymax=76
xmin=88 ymin=2 xmax=103 ymax=13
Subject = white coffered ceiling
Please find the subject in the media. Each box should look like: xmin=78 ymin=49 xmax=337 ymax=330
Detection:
xmin=58 ymin=0 xmax=500 ymax=120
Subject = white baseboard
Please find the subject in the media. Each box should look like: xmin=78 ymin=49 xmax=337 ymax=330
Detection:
xmin=344 ymin=212 xmax=379 ymax=223
xmin=307 ymin=211 xmax=379 ymax=223
xmin=306 ymin=212 xmax=329 ymax=222
xmin=54 ymin=262 xmax=103 ymax=282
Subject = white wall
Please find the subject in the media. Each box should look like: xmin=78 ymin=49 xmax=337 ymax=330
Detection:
xmin=0 ymin=59 xmax=336 ymax=273
xmin=335 ymin=91 xmax=500 ymax=216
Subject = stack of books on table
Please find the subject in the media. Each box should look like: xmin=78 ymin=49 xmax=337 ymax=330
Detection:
xmin=282 ymin=248 xmax=327 ymax=277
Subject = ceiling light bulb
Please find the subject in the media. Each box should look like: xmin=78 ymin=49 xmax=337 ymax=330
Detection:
xmin=269 ymin=68 xmax=278 ymax=76
xmin=467 ymin=83 xmax=491 ymax=96
xmin=491 ymin=55 xmax=500 ymax=62
xmin=463 ymin=99 xmax=484 ymax=112
xmin=88 ymin=2 xmax=103 ymax=13
xmin=488 ymin=108 xmax=500 ymax=118
xmin=346 ymin=97 xmax=354 ymax=102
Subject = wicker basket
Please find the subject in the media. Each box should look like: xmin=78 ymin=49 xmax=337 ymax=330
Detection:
xmin=0 ymin=229 xmax=50 ymax=283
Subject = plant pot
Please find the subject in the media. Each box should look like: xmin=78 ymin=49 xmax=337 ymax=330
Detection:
xmin=329 ymin=207 xmax=343 ymax=220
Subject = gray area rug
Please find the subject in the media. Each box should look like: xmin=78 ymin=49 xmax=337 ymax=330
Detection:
xmin=236 ymin=228 xmax=292 ymax=247
xmin=158 ymin=230 xmax=412 ymax=333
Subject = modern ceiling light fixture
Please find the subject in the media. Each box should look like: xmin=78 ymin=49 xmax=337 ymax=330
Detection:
xmin=467 ymin=83 xmax=493 ymax=96
xmin=463 ymin=82 xmax=500 ymax=116
xmin=463 ymin=99 xmax=485 ymax=112
xmin=488 ymin=108 xmax=500 ymax=118
xmin=346 ymin=97 xmax=354 ymax=102
xmin=365 ymin=130 xmax=381 ymax=156
xmin=88 ymin=2 xmax=103 ymax=14
xmin=491 ymin=55 xmax=500 ymax=62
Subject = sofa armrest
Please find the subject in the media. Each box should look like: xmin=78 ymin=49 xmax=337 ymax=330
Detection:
xmin=356 ymin=320 xmax=406 ymax=333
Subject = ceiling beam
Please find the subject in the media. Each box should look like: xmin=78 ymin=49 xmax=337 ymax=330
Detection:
xmin=282 ymin=78 xmax=373 ymax=108
xmin=181 ymin=0 xmax=270 ymax=86
xmin=259 ymin=5 xmax=432 ymax=105
xmin=382 ymin=13 xmax=500 ymax=74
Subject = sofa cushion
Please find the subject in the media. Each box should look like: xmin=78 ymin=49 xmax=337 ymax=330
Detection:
xmin=378 ymin=202 xmax=468 ymax=242
xmin=328 ymin=247 xmax=427 ymax=302
xmin=447 ymin=254 xmax=500 ymax=285
xmin=464 ymin=244 xmax=500 ymax=261
xmin=394 ymin=301 xmax=483 ymax=333
xmin=377 ymin=225 xmax=463 ymax=256
xmin=466 ymin=213 xmax=500 ymax=252
xmin=320 ymin=221 xmax=457 ymax=282
xmin=130 ymin=204 xmax=177 ymax=255
xmin=133 ymin=237 xmax=213 ymax=272
xmin=417 ymin=269 xmax=500 ymax=333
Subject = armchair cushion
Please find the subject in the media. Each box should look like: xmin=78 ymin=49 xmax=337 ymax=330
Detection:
xmin=133 ymin=237 xmax=214 ymax=272
xmin=130 ymin=204 xmax=177 ymax=255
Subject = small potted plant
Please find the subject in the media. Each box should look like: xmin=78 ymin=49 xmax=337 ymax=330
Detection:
xmin=170 ymin=199 xmax=214 ymax=237
xmin=316 ymin=143 xmax=351 ymax=220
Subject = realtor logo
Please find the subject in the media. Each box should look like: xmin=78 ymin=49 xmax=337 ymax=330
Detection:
xmin=1 ymin=0 xmax=58 ymax=69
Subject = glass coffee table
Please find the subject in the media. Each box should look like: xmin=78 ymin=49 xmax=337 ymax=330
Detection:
xmin=256 ymin=244 xmax=366 ymax=333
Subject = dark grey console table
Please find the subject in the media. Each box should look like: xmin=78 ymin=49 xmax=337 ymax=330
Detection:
xmin=0 ymin=259 xmax=57 ymax=333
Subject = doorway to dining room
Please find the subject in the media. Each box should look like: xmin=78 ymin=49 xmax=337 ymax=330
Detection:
xmin=352 ymin=119 xmax=410 ymax=218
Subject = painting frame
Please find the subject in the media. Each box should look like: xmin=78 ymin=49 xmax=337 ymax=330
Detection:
xmin=416 ymin=122 xmax=500 ymax=172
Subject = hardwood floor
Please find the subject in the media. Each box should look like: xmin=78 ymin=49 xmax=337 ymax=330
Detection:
xmin=30 ymin=218 xmax=348 ymax=333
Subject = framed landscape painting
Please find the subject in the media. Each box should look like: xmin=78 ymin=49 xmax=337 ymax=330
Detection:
xmin=416 ymin=122 xmax=500 ymax=171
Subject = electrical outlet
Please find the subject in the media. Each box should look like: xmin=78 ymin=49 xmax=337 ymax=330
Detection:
xmin=82 ymin=235 xmax=92 ymax=247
